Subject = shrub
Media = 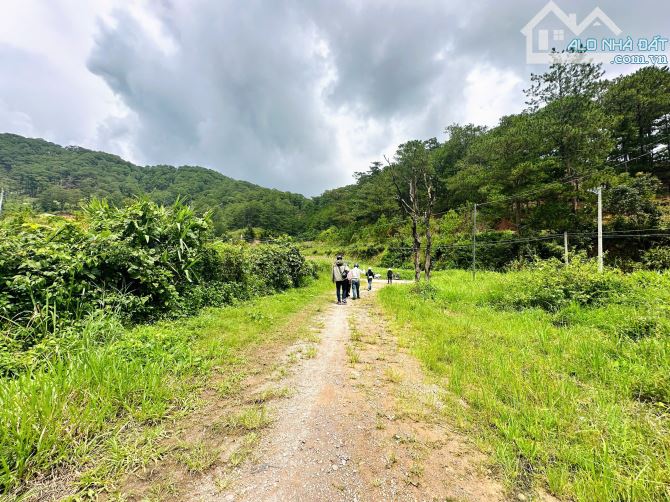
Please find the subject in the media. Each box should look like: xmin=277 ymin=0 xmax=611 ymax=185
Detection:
xmin=489 ymin=256 xmax=628 ymax=312
xmin=0 ymin=200 xmax=315 ymax=358
xmin=641 ymin=246 xmax=670 ymax=271
xmin=245 ymin=237 xmax=312 ymax=291
xmin=411 ymin=281 xmax=438 ymax=300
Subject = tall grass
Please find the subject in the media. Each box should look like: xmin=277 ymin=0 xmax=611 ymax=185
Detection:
xmin=379 ymin=268 xmax=670 ymax=501
xmin=0 ymin=273 xmax=330 ymax=497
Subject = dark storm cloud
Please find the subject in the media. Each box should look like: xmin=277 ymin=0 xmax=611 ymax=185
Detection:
xmin=86 ymin=0 xmax=487 ymax=193
xmin=81 ymin=0 xmax=670 ymax=193
xmin=88 ymin=1 xmax=337 ymax=193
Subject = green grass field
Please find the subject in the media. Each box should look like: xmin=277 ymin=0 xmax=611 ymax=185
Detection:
xmin=0 ymin=273 xmax=331 ymax=497
xmin=379 ymin=269 xmax=670 ymax=501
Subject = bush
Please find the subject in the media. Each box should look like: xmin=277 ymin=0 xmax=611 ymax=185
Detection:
xmin=489 ymin=256 xmax=628 ymax=312
xmin=410 ymin=281 xmax=438 ymax=300
xmin=641 ymin=246 xmax=670 ymax=271
xmin=0 ymin=200 xmax=315 ymax=359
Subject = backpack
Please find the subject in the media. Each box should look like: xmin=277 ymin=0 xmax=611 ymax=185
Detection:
xmin=339 ymin=265 xmax=348 ymax=281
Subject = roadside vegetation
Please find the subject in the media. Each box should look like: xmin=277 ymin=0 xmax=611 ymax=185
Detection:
xmin=0 ymin=199 xmax=321 ymax=497
xmin=379 ymin=258 xmax=670 ymax=501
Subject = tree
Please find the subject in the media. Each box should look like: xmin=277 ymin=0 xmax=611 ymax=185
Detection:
xmin=605 ymin=173 xmax=661 ymax=230
xmin=524 ymin=55 xmax=614 ymax=220
xmin=386 ymin=140 xmax=436 ymax=282
xmin=603 ymin=66 xmax=670 ymax=179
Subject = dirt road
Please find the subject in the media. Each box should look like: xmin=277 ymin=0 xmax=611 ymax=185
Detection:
xmin=183 ymin=281 xmax=504 ymax=501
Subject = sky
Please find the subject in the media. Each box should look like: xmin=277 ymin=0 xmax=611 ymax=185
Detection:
xmin=1 ymin=0 xmax=668 ymax=195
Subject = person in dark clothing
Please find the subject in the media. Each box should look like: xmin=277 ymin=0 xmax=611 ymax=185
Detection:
xmin=387 ymin=268 xmax=393 ymax=284
xmin=332 ymin=255 xmax=348 ymax=304
xmin=366 ymin=267 xmax=375 ymax=291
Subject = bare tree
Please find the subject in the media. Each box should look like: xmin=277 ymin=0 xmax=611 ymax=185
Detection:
xmin=385 ymin=140 xmax=436 ymax=283
xmin=422 ymin=169 xmax=435 ymax=282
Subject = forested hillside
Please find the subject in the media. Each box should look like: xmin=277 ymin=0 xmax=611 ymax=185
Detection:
xmin=307 ymin=63 xmax=670 ymax=270
xmin=0 ymin=134 xmax=311 ymax=235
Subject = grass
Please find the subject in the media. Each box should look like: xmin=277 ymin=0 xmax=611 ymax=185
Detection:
xmin=228 ymin=432 xmax=259 ymax=467
xmin=303 ymin=345 xmax=318 ymax=359
xmin=220 ymin=405 xmax=271 ymax=432
xmin=378 ymin=269 xmax=670 ymax=501
xmin=176 ymin=440 xmax=220 ymax=473
xmin=0 ymin=272 xmax=331 ymax=497
xmin=252 ymin=386 xmax=293 ymax=403
xmin=385 ymin=367 xmax=404 ymax=383
xmin=216 ymin=371 xmax=245 ymax=397
xmin=346 ymin=345 xmax=361 ymax=364
xmin=148 ymin=478 xmax=178 ymax=499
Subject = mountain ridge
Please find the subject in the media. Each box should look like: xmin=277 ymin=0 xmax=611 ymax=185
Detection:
xmin=0 ymin=132 xmax=313 ymax=235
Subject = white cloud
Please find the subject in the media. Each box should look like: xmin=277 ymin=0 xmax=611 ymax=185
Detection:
xmin=462 ymin=65 xmax=524 ymax=127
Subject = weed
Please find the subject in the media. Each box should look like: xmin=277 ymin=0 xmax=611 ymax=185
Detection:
xmin=252 ymin=386 xmax=293 ymax=403
xmin=148 ymin=478 xmax=178 ymax=499
xmin=176 ymin=441 xmax=219 ymax=473
xmin=385 ymin=451 xmax=398 ymax=469
xmin=385 ymin=367 xmax=404 ymax=383
xmin=272 ymin=364 xmax=290 ymax=380
xmin=214 ymin=474 xmax=234 ymax=492
xmin=346 ymin=345 xmax=361 ymax=364
xmin=216 ymin=372 xmax=245 ymax=397
xmin=221 ymin=405 xmax=271 ymax=431
xmin=228 ymin=432 xmax=258 ymax=467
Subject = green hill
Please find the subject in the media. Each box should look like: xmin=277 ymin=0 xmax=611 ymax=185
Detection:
xmin=0 ymin=133 xmax=311 ymax=235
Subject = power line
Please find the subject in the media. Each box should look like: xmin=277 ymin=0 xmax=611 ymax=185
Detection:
xmin=384 ymin=229 xmax=670 ymax=252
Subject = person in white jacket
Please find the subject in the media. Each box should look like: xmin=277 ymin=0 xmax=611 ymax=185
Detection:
xmin=350 ymin=264 xmax=362 ymax=299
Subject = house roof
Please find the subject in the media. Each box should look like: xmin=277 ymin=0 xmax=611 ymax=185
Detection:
xmin=521 ymin=1 xmax=622 ymax=37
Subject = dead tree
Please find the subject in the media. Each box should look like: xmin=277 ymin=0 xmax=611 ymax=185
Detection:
xmin=385 ymin=140 xmax=434 ymax=283
xmin=422 ymin=170 xmax=435 ymax=282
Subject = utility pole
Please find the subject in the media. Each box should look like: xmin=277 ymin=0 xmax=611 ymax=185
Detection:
xmin=589 ymin=186 xmax=604 ymax=272
xmin=597 ymin=186 xmax=603 ymax=273
xmin=472 ymin=203 xmax=477 ymax=280
xmin=564 ymin=230 xmax=569 ymax=265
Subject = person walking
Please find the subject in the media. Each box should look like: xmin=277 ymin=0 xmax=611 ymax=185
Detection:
xmin=344 ymin=267 xmax=352 ymax=299
xmin=387 ymin=268 xmax=393 ymax=284
xmin=351 ymin=264 xmax=361 ymax=299
xmin=366 ymin=267 xmax=374 ymax=291
xmin=332 ymin=255 xmax=348 ymax=304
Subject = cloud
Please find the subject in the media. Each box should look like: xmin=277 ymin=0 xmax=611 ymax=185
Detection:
xmin=85 ymin=0 xmax=497 ymax=194
xmin=2 ymin=0 xmax=669 ymax=195
xmin=87 ymin=2 xmax=340 ymax=194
